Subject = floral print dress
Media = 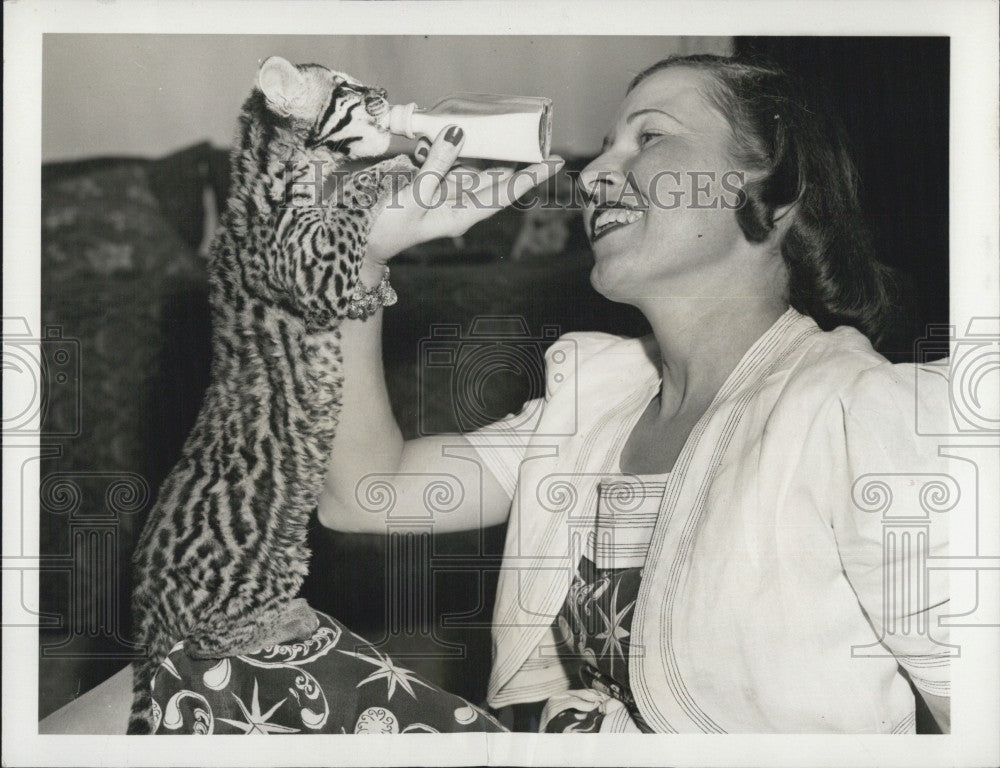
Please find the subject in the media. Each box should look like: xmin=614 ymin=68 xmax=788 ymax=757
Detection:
xmin=150 ymin=609 xmax=506 ymax=734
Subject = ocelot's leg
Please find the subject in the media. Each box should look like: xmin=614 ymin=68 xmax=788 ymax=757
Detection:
xmin=289 ymin=154 xmax=418 ymax=329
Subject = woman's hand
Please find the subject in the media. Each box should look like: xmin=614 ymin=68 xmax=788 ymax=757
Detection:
xmin=363 ymin=125 xmax=564 ymax=282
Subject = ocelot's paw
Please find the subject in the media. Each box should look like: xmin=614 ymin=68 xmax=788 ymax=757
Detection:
xmin=270 ymin=598 xmax=321 ymax=645
xmin=185 ymin=599 xmax=320 ymax=659
xmin=341 ymin=154 xmax=416 ymax=210
xmin=242 ymin=598 xmax=320 ymax=653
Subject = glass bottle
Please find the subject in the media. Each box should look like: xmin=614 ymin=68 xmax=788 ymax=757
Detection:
xmin=387 ymin=93 xmax=553 ymax=164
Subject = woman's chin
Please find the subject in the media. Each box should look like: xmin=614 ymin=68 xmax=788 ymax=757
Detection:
xmin=588 ymin=262 xmax=629 ymax=304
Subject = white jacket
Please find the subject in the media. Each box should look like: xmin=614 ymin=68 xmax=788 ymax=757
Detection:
xmin=467 ymin=308 xmax=953 ymax=733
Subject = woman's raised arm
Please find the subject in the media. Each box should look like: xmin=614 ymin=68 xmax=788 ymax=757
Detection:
xmin=318 ymin=126 xmax=562 ymax=535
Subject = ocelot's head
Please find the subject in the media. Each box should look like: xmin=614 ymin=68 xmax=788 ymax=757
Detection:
xmin=256 ymin=56 xmax=392 ymax=159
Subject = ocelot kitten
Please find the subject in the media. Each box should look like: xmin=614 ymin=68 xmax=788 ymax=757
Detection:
xmin=127 ymin=56 xmax=412 ymax=734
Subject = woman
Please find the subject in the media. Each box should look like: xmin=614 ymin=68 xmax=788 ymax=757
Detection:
xmin=320 ymin=54 xmax=951 ymax=733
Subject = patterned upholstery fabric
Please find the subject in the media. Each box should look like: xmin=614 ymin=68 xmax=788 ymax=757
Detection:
xmin=41 ymin=161 xmax=208 ymax=465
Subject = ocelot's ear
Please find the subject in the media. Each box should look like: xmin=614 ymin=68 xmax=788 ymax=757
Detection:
xmin=258 ymin=56 xmax=306 ymax=117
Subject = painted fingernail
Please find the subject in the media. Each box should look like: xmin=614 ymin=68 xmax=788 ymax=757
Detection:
xmin=445 ymin=126 xmax=463 ymax=145
xmin=414 ymin=145 xmax=428 ymax=161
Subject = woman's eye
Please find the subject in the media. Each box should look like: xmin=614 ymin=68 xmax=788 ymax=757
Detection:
xmin=638 ymin=131 xmax=662 ymax=147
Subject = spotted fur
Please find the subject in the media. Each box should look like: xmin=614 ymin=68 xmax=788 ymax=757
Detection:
xmin=127 ymin=57 xmax=410 ymax=734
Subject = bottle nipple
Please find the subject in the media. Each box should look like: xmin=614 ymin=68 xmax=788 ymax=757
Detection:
xmin=387 ymin=103 xmax=417 ymax=139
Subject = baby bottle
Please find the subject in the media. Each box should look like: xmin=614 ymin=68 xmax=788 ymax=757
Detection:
xmin=387 ymin=93 xmax=553 ymax=164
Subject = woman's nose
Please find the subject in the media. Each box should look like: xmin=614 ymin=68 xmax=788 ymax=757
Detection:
xmin=577 ymin=158 xmax=627 ymax=206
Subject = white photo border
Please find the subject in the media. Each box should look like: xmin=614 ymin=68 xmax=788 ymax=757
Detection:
xmin=4 ymin=1 xmax=998 ymax=766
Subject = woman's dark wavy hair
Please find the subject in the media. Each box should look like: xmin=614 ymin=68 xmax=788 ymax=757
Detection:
xmin=629 ymin=54 xmax=896 ymax=345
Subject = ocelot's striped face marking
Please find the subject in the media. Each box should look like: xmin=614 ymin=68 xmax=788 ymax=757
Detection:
xmin=257 ymin=56 xmax=391 ymax=159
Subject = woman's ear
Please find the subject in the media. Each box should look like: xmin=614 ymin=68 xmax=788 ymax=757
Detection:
xmin=257 ymin=56 xmax=305 ymax=116
xmin=769 ymin=198 xmax=800 ymax=239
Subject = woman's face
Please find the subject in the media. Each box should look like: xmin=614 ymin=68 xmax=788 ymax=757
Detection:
xmin=580 ymin=66 xmax=758 ymax=304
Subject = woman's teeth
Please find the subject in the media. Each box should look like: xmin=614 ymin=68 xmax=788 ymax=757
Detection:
xmin=593 ymin=207 xmax=644 ymax=238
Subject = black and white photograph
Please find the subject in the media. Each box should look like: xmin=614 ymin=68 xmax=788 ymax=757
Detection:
xmin=3 ymin=1 xmax=998 ymax=766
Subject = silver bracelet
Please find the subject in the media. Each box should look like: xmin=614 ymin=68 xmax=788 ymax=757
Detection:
xmin=346 ymin=266 xmax=397 ymax=320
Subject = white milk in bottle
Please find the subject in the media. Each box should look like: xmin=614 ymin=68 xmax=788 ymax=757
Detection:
xmin=387 ymin=93 xmax=553 ymax=163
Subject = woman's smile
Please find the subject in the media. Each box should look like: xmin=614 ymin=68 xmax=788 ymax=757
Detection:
xmin=590 ymin=203 xmax=646 ymax=242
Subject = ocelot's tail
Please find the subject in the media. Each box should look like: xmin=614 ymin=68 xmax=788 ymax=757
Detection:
xmin=126 ymin=660 xmax=156 ymax=735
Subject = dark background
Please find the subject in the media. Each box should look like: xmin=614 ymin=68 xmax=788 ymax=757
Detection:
xmin=39 ymin=36 xmax=950 ymax=732
xmin=735 ymin=36 xmax=950 ymax=362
